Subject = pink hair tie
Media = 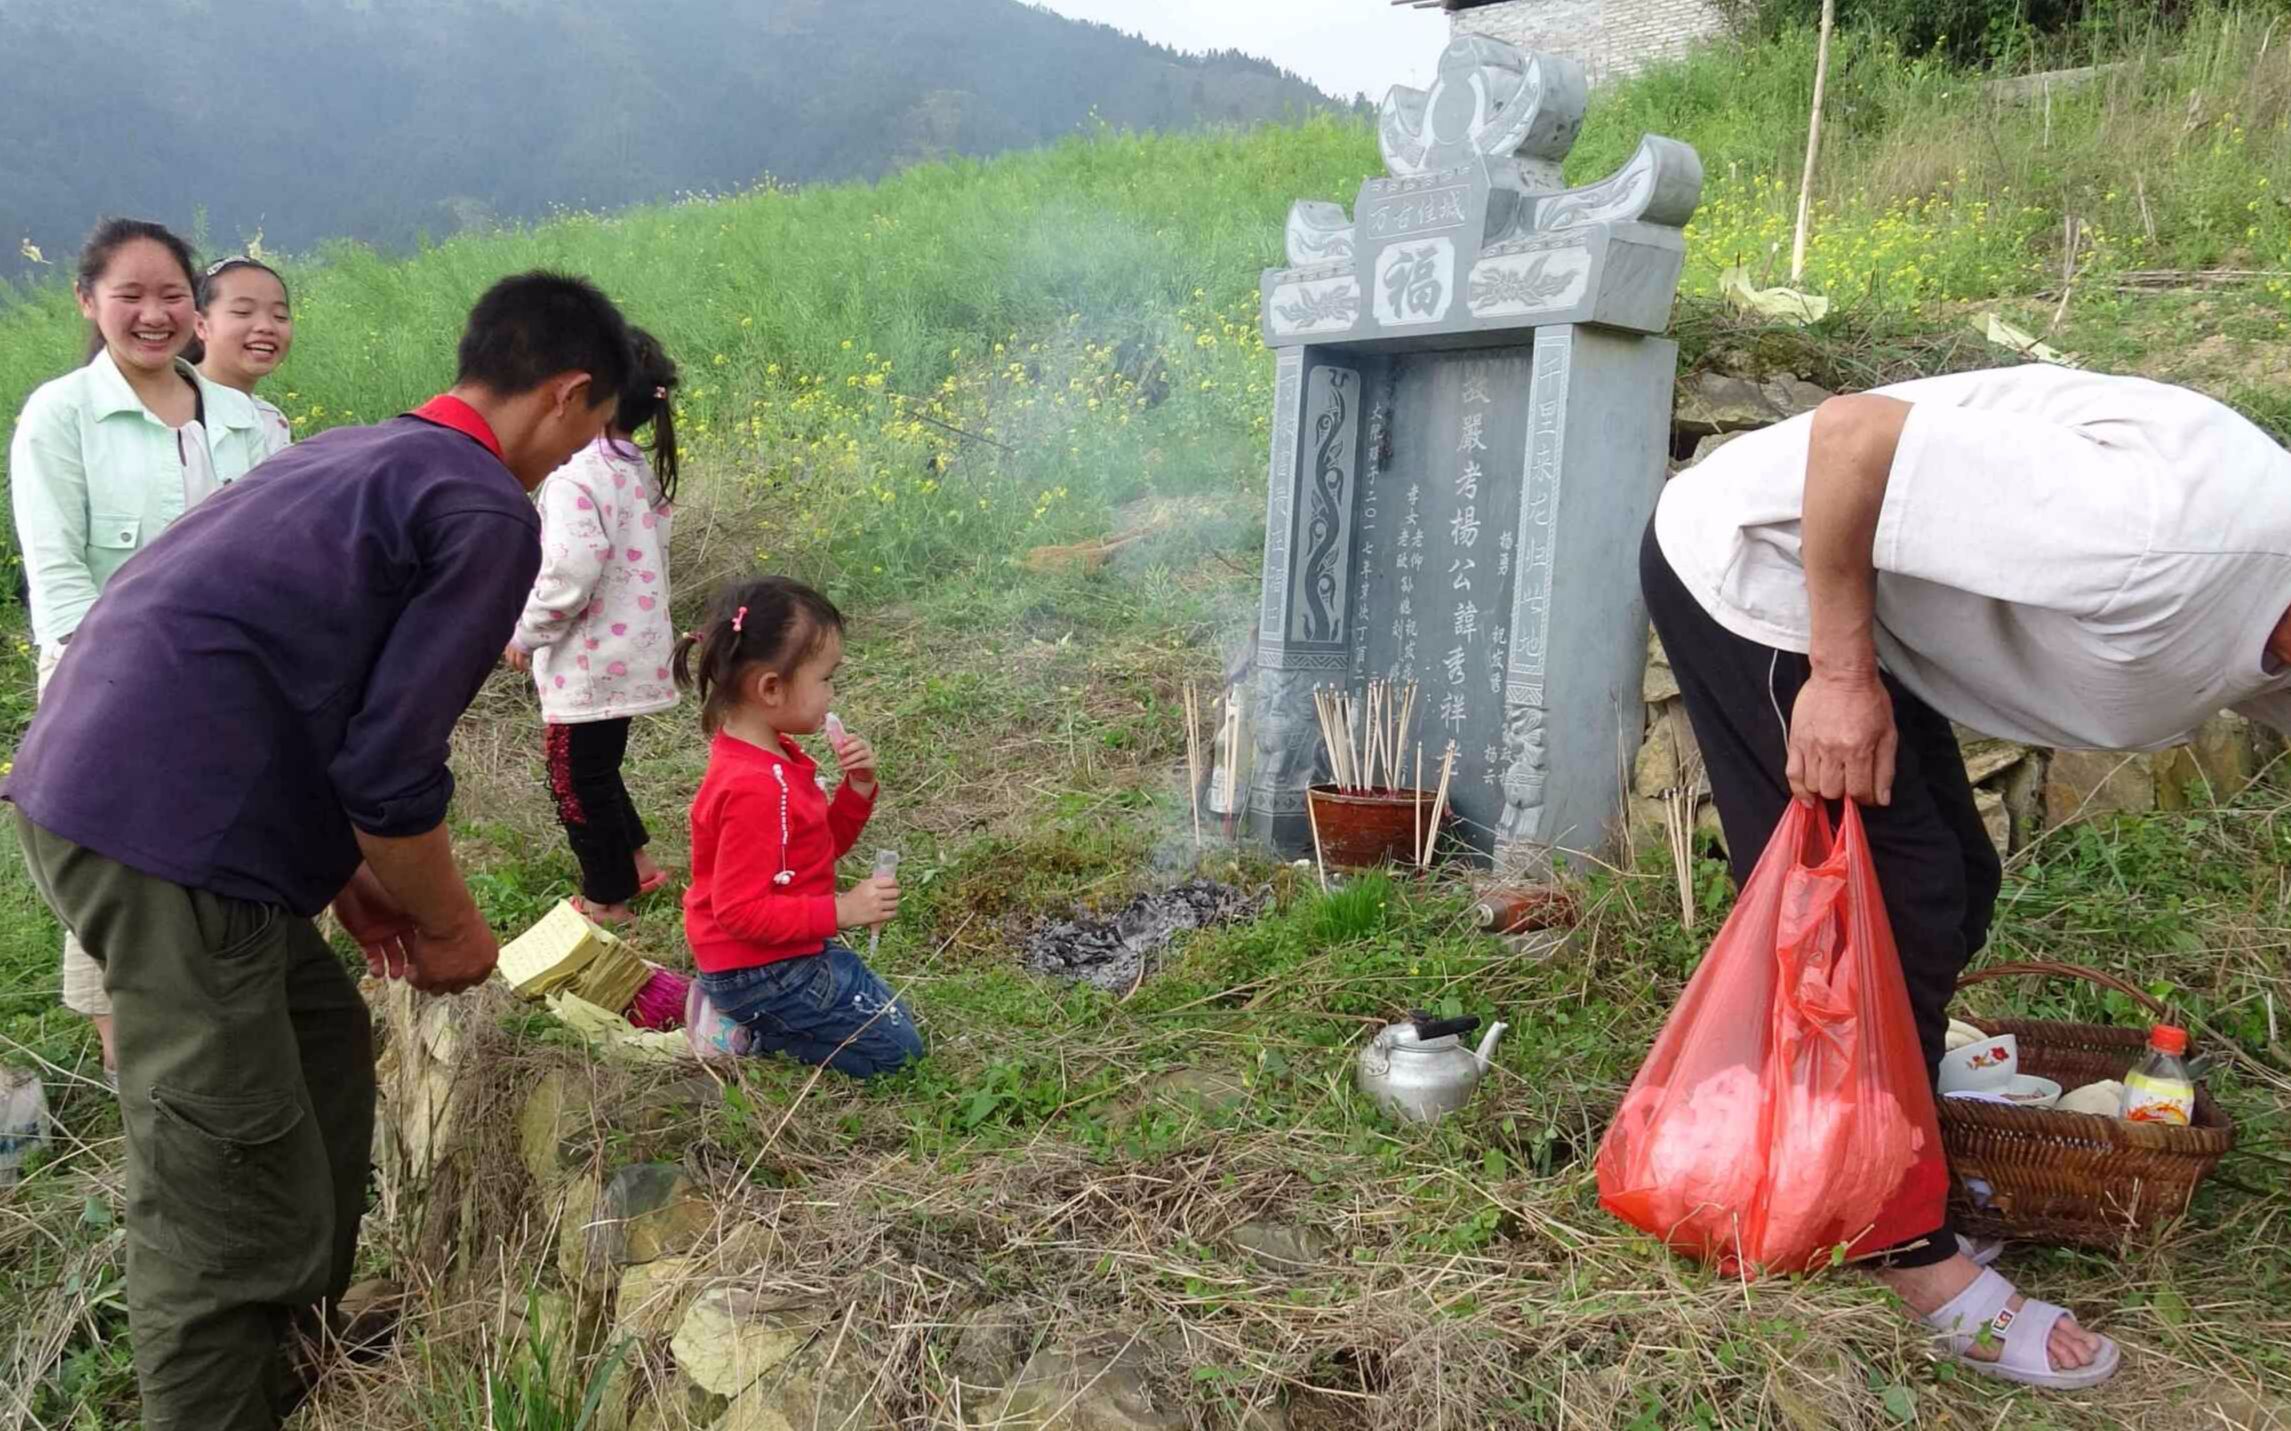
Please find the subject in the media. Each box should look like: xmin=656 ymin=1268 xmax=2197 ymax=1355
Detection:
xmin=732 ymin=605 xmax=748 ymax=633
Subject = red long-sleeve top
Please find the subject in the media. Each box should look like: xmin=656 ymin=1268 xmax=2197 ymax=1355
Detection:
xmin=683 ymin=729 xmax=876 ymax=973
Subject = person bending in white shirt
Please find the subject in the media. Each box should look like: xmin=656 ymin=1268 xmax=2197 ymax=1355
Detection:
xmin=1645 ymin=362 xmax=2291 ymax=1390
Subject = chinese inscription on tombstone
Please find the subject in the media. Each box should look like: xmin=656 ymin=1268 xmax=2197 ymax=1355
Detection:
xmin=1247 ymin=35 xmax=1703 ymax=873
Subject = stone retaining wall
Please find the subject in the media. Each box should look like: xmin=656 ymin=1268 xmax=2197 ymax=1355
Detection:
xmin=1453 ymin=0 xmax=1727 ymax=82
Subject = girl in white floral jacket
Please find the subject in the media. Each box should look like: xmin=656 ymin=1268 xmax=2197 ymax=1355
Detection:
xmin=506 ymin=329 xmax=682 ymax=924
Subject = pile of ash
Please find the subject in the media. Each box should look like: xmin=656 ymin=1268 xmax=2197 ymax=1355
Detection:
xmin=1022 ymin=879 xmax=1268 ymax=993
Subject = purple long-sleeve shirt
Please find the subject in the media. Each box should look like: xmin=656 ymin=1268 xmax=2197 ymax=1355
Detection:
xmin=5 ymin=406 xmax=540 ymax=916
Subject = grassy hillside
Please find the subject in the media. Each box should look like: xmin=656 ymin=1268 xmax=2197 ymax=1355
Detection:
xmin=2 ymin=8 xmax=2289 ymax=1429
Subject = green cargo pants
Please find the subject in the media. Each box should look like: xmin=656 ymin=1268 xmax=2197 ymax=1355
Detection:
xmin=16 ymin=812 xmax=375 ymax=1431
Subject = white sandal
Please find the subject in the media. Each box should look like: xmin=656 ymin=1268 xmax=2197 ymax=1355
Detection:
xmin=1921 ymin=1267 xmax=2120 ymax=1389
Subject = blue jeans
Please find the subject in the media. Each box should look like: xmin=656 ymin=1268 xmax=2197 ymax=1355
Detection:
xmin=698 ymin=942 xmax=924 ymax=1080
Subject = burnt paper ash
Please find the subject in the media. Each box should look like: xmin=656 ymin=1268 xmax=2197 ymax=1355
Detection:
xmin=1023 ymin=880 xmax=1268 ymax=992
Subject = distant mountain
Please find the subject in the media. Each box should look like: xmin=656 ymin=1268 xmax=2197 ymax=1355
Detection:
xmin=0 ymin=0 xmax=1346 ymax=279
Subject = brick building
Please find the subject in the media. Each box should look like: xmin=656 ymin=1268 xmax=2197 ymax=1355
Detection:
xmin=1393 ymin=0 xmax=1728 ymax=82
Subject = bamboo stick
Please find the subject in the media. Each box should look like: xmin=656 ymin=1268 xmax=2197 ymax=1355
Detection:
xmin=1304 ymin=782 xmax=1331 ymax=893
xmin=1337 ymin=682 xmax=1356 ymax=787
xmin=1397 ymin=682 xmax=1418 ymax=773
xmin=1356 ymin=682 xmax=1374 ymax=792
xmin=1225 ymin=686 xmax=1240 ymax=822
xmin=1313 ymin=686 xmax=1338 ymax=791
xmin=1337 ymin=686 xmax=1356 ymax=787
xmin=1413 ymin=744 xmax=1423 ymax=864
xmin=1420 ymin=741 xmax=1456 ymax=868
xmin=1183 ymin=682 xmax=1202 ymax=849
xmin=1394 ymin=681 xmax=1412 ymax=782
xmin=1789 ymin=0 xmax=1835 ymax=284
xmin=1378 ymin=679 xmax=1391 ymax=788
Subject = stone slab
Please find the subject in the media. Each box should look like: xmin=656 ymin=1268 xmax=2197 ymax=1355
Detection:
xmin=2044 ymin=748 xmax=2155 ymax=826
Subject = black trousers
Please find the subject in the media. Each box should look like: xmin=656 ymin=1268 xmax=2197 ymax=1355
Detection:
xmin=544 ymin=719 xmax=651 ymax=905
xmin=1641 ymin=523 xmax=2000 ymax=1268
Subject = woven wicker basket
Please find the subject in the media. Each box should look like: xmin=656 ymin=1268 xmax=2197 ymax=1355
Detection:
xmin=1941 ymin=961 xmax=2236 ymax=1250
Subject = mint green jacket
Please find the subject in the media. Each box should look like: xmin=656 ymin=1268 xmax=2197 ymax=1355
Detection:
xmin=9 ymin=351 xmax=277 ymax=645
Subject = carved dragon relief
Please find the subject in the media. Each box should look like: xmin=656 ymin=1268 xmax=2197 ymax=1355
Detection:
xmin=1295 ymin=369 xmax=1356 ymax=643
xmin=1281 ymin=35 xmax=1702 ymax=270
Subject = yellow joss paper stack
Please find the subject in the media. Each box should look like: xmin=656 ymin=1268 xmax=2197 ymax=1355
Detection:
xmin=496 ymin=901 xmax=651 ymax=1013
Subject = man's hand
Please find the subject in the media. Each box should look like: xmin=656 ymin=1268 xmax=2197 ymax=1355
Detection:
xmin=334 ymin=864 xmax=419 ymax=980
xmin=835 ymin=874 xmax=900 ymax=929
xmin=406 ymin=915 xmax=500 ymax=994
xmin=1786 ymin=669 xmax=1898 ymax=805
xmin=503 ymin=643 xmax=531 ymax=672
xmin=830 ymin=729 xmax=879 ymax=797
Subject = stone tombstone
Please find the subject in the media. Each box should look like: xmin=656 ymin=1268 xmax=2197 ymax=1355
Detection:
xmin=1249 ymin=34 xmax=1702 ymax=872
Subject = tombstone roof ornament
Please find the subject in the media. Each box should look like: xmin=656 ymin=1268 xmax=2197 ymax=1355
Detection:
xmin=1264 ymin=37 xmax=1702 ymax=353
xmin=1248 ymin=35 xmax=1702 ymax=874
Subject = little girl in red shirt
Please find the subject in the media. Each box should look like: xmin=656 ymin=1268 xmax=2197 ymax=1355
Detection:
xmin=673 ymin=575 xmax=923 ymax=1078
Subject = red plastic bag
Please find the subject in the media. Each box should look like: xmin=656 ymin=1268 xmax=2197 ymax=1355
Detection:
xmin=1596 ymin=800 xmax=1947 ymax=1275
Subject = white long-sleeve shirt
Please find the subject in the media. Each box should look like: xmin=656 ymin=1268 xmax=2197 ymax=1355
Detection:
xmin=1656 ymin=364 xmax=2291 ymax=751
xmin=512 ymin=437 xmax=678 ymax=724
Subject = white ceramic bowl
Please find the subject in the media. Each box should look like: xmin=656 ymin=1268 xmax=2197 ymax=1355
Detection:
xmin=1938 ymin=1032 xmax=2019 ymax=1093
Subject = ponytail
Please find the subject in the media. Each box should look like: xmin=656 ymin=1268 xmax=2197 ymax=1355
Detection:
xmin=610 ymin=326 xmax=681 ymax=508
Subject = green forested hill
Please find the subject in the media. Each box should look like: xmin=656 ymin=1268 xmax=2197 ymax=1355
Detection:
xmin=0 ymin=0 xmax=1342 ymax=278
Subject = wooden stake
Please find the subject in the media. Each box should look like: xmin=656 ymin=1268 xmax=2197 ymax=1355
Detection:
xmin=1420 ymin=741 xmax=1456 ymax=868
xmin=1304 ymin=784 xmax=1331 ymax=893
xmin=1789 ymin=0 xmax=1835 ymax=284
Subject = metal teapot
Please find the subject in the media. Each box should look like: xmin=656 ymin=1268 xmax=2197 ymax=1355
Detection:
xmin=1356 ymin=1012 xmax=1509 ymax=1124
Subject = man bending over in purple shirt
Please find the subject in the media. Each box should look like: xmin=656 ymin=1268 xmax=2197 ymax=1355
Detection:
xmin=7 ymin=271 xmax=635 ymax=1430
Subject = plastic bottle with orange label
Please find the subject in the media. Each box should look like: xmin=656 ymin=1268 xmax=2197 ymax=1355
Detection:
xmin=2120 ymin=1023 xmax=2195 ymax=1126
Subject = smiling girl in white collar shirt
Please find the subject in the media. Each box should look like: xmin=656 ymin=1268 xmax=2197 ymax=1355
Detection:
xmin=7 ymin=217 xmax=276 ymax=1081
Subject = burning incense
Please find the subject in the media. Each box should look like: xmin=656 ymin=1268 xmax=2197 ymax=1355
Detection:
xmin=1420 ymin=741 xmax=1456 ymax=868
xmin=1365 ymin=679 xmax=1383 ymax=791
xmin=1304 ymin=783 xmax=1331 ymax=892
xmin=1182 ymin=682 xmax=1203 ymax=849
xmin=1397 ymin=681 xmax=1419 ymax=770
xmin=1413 ymin=743 xmax=1423 ymax=861
xmin=1312 ymin=686 xmax=1336 ymax=790
xmin=1224 ymin=685 xmax=1241 ymax=833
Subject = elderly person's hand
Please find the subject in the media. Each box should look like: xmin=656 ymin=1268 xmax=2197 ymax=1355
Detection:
xmin=1787 ymin=669 xmax=1897 ymax=805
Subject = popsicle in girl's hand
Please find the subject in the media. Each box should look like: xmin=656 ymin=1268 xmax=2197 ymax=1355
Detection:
xmin=824 ymin=711 xmax=880 ymax=796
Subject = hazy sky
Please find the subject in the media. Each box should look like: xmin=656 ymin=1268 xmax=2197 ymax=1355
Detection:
xmin=1031 ymin=1 xmax=1452 ymax=102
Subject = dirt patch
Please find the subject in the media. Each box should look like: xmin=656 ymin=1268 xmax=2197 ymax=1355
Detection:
xmin=1022 ymin=879 xmax=1268 ymax=992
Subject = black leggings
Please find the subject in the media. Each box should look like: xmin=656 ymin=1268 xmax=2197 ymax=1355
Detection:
xmin=545 ymin=719 xmax=651 ymax=905
xmin=1640 ymin=522 xmax=2001 ymax=1268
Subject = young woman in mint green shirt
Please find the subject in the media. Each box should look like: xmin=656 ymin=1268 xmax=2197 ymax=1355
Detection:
xmin=6 ymin=219 xmax=276 ymax=1080
xmin=11 ymin=221 xmax=276 ymax=654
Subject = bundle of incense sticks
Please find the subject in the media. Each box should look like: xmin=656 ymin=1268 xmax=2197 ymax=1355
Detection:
xmin=1312 ymin=678 xmax=1420 ymax=794
xmin=1418 ymin=740 xmax=1457 ymax=868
